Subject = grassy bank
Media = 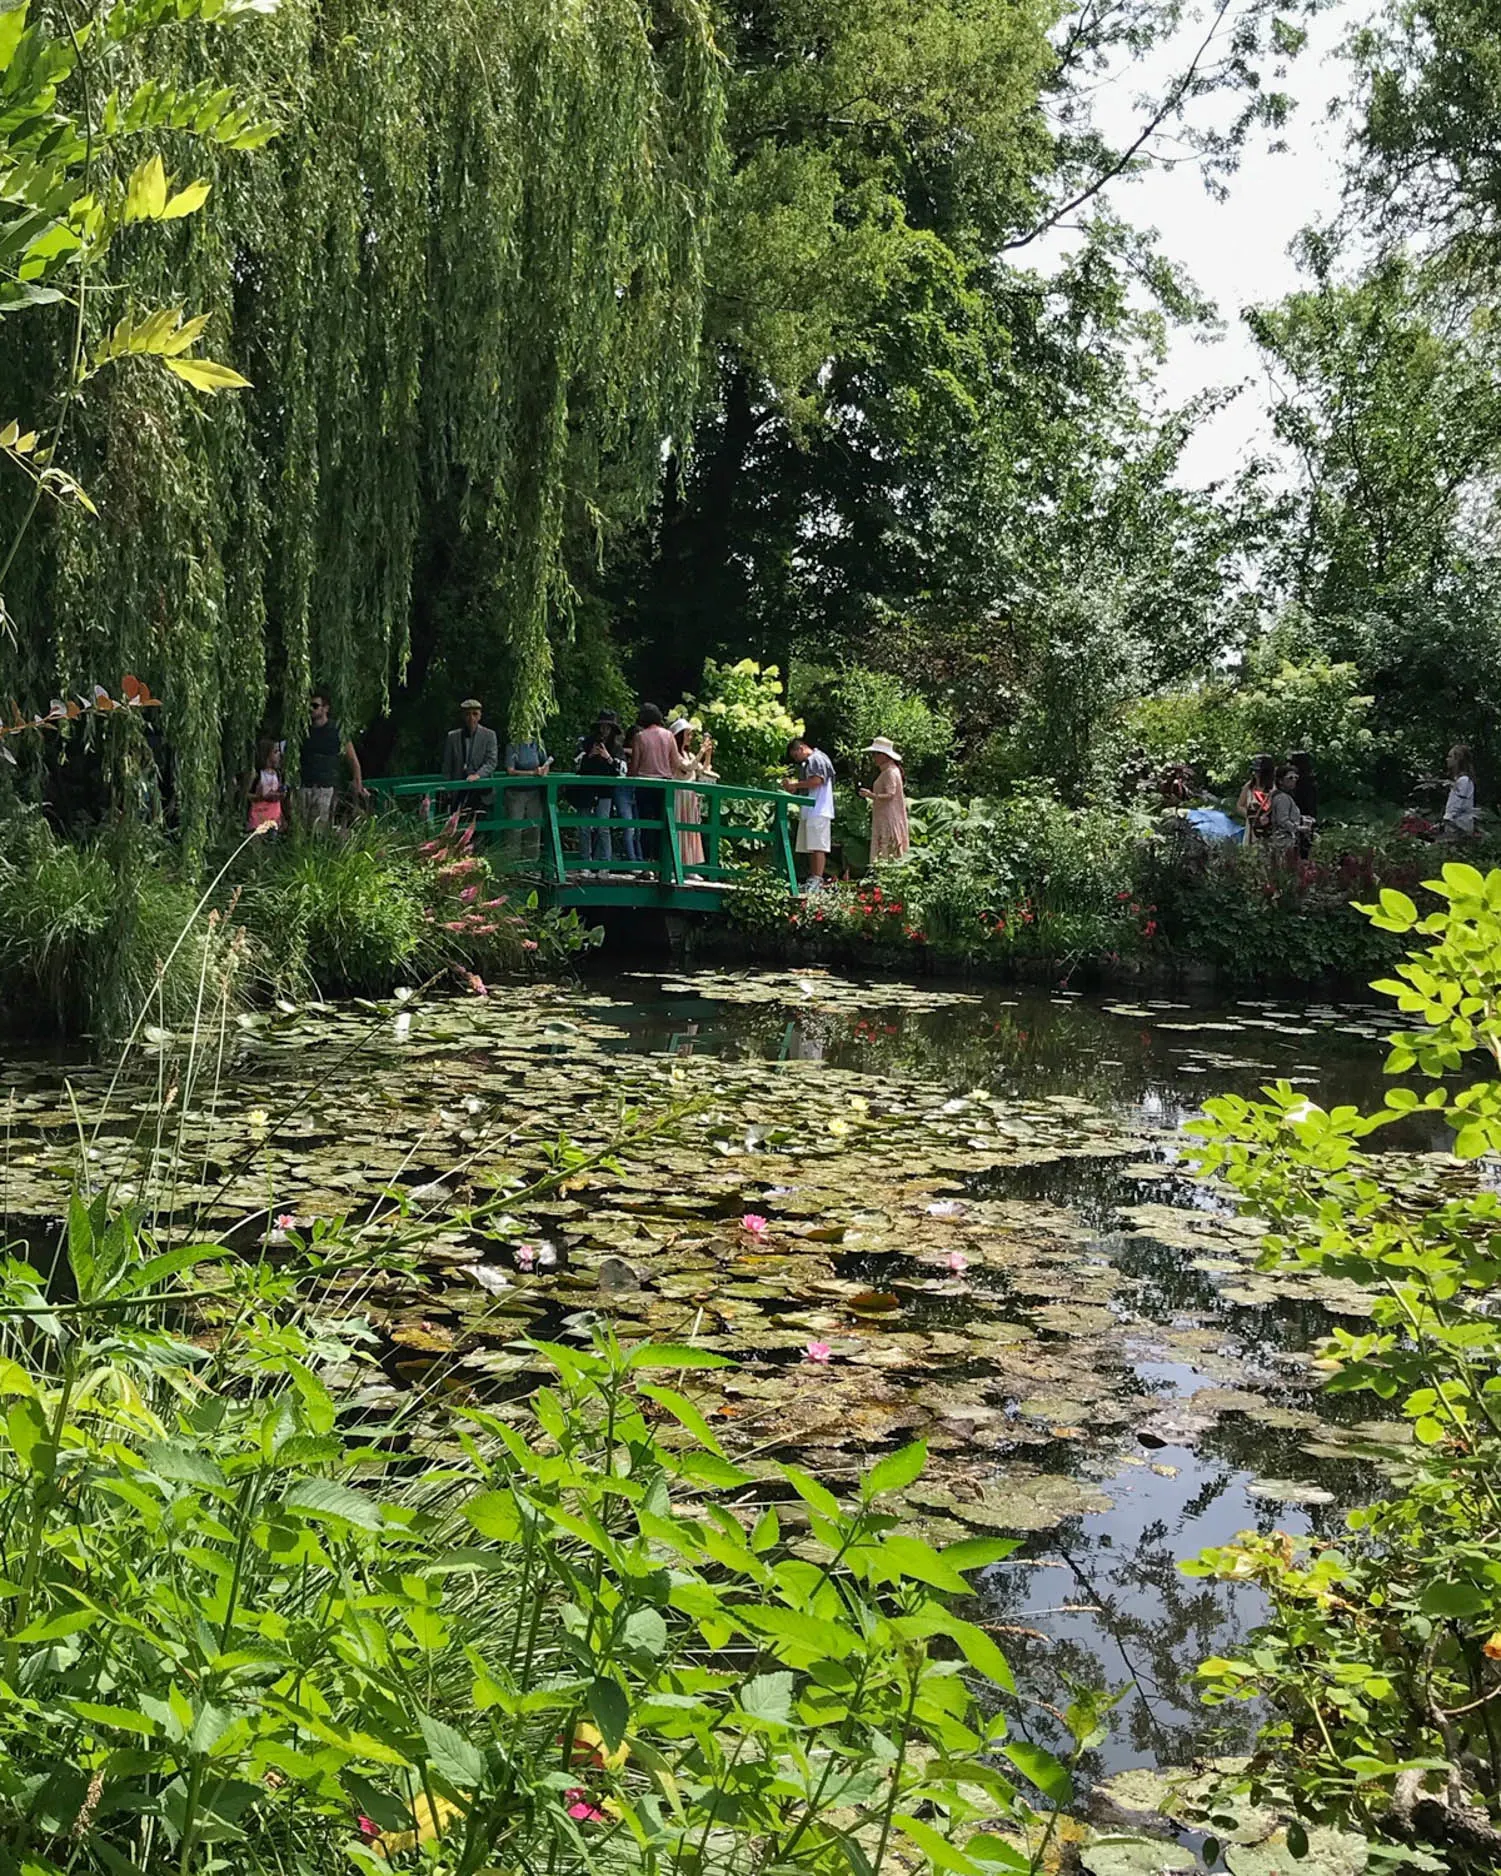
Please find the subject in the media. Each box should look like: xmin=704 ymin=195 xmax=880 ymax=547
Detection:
xmin=0 ymin=809 xmax=595 ymax=1037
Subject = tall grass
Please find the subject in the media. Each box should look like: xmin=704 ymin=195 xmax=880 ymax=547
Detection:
xmin=0 ymin=809 xmax=580 ymax=1036
xmin=0 ymin=809 xmax=253 ymax=1036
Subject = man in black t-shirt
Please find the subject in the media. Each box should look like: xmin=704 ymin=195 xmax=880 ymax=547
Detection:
xmin=298 ymin=692 xmax=367 ymax=829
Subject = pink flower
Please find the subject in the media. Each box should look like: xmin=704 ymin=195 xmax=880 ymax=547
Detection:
xmin=945 ymin=1251 xmax=968 ymax=1274
xmin=444 ymin=811 xmax=460 ymax=834
xmin=484 ymin=897 xmax=508 ymax=908
xmin=356 ymin=1817 xmax=380 ymax=1841
xmin=741 ymin=1213 xmax=768 ymax=1237
xmin=460 ymin=884 xmax=479 ymax=903
xmin=803 ymin=1341 xmax=833 ymax=1364
xmin=522 ymin=939 xmax=539 ymax=952
xmin=515 ymin=1244 xmax=537 ymax=1270
xmin=419 ymin=840 xmax=441 ymax=855
xmin=565 ymin=1789 xmax=607 ymax=1823
xmin=443 ymin=919 xmax=467 ymax=932
xmin=466 ymin=972 xmax=488 ymax=997
xmin=275 ymin=1213 xmax=295 ymax=1231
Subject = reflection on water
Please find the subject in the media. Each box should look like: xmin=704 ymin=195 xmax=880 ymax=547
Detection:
xmin=590 ymin=970 xmax=1408 ymax=1773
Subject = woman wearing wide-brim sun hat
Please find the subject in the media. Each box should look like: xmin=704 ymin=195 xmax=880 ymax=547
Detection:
xmin=859 ymin=736 xmax=909 ymax=861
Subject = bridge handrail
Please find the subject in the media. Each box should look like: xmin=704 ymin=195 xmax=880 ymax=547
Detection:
xmin=365 ymin=770 xmax=800 ymax=897
xmin=367 ymin=772 xmax=795 ymax=807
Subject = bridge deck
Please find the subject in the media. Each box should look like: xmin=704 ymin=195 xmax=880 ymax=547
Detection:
xmin=367 ymin=772 xmax=800 ymax=911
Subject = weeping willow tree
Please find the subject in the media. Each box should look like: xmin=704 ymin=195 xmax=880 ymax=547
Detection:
xmin=0 ymin=0 xmax=723 ymax=851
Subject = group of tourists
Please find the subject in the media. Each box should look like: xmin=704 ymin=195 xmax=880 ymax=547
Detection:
xmin=1236 ymin=751 xmax=1319 ymax=858
xmin=475 ymin=700 xmax=911 ymax=884
xmin=1231 ymin=742 xmax=1481 ymax=857
xmin=247 ymin=689 xmax=913 ymax=882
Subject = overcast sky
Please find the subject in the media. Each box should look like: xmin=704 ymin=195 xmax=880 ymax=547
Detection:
xmin=1057 ymin=0 xmax=1371 ymax=487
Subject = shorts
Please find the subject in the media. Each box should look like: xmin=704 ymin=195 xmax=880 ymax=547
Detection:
xmin=796 ymin=812 xmax=832 ymax=855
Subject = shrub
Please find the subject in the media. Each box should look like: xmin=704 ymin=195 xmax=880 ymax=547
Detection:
xmin=1184 ymin=868 xmax=1501 ymax=1864
xmin=232 ymin=816 xmax=565 ymax=996
xmin=0 ymin=1184 xmax=1074 ymax=1876
xmin=792 ymin=664 xmax=954 ymax=787
xmin=0 ymin=810 xmax=253 ymax=1036
xmin=684 ymin=659 xmax=803 ymax=787
xmin=1130 ymin=648 xmax=1377 ymax=801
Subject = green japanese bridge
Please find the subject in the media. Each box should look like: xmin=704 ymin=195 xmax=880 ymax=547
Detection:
xmin=367 ymin=773 xmax=800 ymax=911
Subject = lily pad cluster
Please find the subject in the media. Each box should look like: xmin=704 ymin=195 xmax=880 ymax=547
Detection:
xmin=0 ymin=977 xmax=1407 ymax=1540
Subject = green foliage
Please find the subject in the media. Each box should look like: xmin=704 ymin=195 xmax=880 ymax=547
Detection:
xmin=1182 ymin=867 xmax=1501 ymax=1863
xmin=685 ymin=658 xmax=803 ymax=787
xmin=1130 ymin=638 xmax=1378 ymax=800
xmin=0 ymin=0 xmax=265 ymax=572
xmin=792 ymin=662 xmax=954 ymax=785
xmin=0 ymin=808 xmax=590 ymax=1030
xmin=0 ymin=1175 xmax=1075 ymax=1876
xmin=0 ymin=0 xmax=724 ymax=851
xmin=0 ymin=809 xmax=253 ymax=1034
xmin=234 ymin=816 xmax=595 ymax=996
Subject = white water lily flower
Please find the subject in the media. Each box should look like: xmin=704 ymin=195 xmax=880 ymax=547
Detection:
xmin=464 ymin=1264 xmax=510 ymax=1296
xmin=393 ymin=1011 xmax=412 ymax=1040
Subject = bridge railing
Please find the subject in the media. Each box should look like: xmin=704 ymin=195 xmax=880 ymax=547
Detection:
xmin=366 ymin=772 xmax=800 ymax=896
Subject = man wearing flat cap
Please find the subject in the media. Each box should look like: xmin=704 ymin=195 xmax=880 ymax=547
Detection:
xmin=442 ymin=698 xmax=499 ymax=784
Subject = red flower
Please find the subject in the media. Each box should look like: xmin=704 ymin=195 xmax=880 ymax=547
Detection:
xmin=1143 ymin=920 xmax=1158 ymax=938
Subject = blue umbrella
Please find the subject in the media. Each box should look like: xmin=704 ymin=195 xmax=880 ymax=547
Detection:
xmin=1186 ymin=807 xmax=1243 ymax=843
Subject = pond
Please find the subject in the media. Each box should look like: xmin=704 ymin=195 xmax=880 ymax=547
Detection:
xmin=0 ymin=967 xmax=1421 ymax=1793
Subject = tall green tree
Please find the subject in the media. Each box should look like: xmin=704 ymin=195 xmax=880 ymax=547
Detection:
xmin=610 ymin=0 xmax=1306 ymax=711
xmin=1247 ymin=252 xmax=1501 ymax=781
xmin=0 ymin=0 xmax=723 ymax=846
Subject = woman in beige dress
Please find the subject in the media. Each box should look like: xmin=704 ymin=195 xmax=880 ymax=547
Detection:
xmin=670 ymin=721 xmax=716 ymax=870
xmin=860 ymin=737 xmax=909 ymax=861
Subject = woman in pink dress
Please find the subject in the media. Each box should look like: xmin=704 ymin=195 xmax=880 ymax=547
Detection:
xmin=860 ymin=737 xmax=909 ymax=861
xmin=670 ymin=720 xmax=715 ymax=870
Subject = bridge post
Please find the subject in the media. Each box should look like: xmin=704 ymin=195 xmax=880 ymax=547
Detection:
xmin=661 ymin=779 xmax=685 ymax=889
xmin=775 ymin=796 xmax=798 ymax=892
xmin=544 ymin=776 xmax=567 ymax=884
xmin=706 ymin=789 xmax=722 ymax=874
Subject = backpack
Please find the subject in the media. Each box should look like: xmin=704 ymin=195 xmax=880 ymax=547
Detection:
xmin=1246 ymin=787 xmax=1273 ymax=839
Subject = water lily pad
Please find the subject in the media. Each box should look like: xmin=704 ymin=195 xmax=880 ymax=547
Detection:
xmin=1080 ymin=1837 xmax=1196 ymax=1874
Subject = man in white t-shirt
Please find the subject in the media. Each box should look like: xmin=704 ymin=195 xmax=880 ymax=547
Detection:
xmin=783 ymin=736 xmax=836 ymax=886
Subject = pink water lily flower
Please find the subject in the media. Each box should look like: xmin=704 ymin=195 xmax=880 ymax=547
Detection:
xmin=741 ymin=1213 xmax=768 ymax=1237
xmin=945 ymin=1251 xmax=969 ymax=1274
xmin=275 ymin=1213 xmax=296 ymax=1231
xmin=515 ymin=1244 xmax=537 ymax=1270
xmin=803 ymin=1341 xmax=833 ymax=1364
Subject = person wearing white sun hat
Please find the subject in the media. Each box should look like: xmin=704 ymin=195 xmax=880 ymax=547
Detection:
xmin=860 ymin=736 xmax=909 ymax=861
